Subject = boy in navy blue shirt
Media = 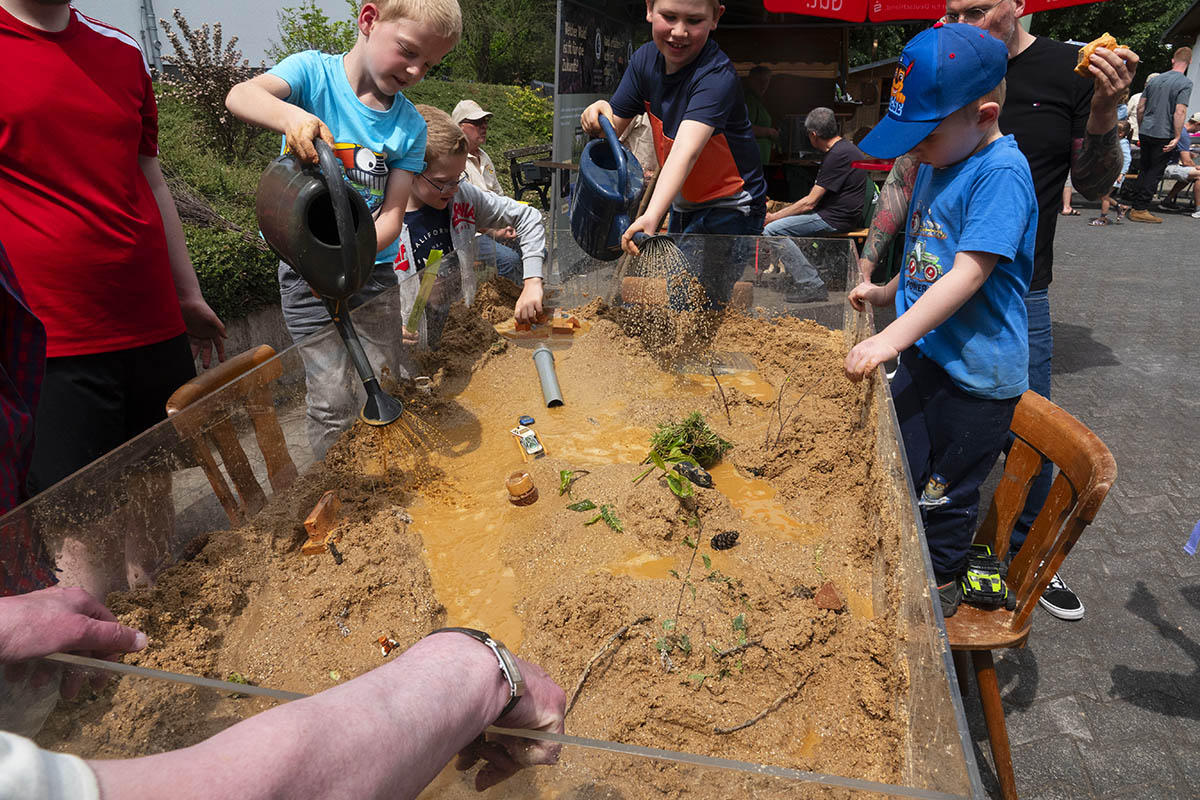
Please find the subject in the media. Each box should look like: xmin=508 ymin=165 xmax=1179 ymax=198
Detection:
xmin=580 ymin=0 xmax=766 ymax=308
xmin=844 ymin=24 xmax=1037 ymax=617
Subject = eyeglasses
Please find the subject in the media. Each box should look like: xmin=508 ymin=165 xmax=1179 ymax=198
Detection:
xmin=942 ymin=0 xmax=1005 ymax=24
xmin=419 ymin=172 xmax=463 ymax=193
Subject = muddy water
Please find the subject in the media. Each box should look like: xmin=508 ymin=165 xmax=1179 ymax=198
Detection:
xmin=406 ymin=339 xmax=858 ymax=647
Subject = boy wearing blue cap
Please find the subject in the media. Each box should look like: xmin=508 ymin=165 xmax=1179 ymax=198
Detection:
xmin=844 ymin=24 xmax=1037 ymax=617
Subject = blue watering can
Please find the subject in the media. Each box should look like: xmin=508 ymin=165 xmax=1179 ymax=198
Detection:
xmin=255 ymin=140 xmax=403 ymax=426
xmin=569 ymin=114 xmax=645 ymax=261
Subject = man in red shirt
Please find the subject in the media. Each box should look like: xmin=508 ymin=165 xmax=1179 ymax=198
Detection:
xmin=0 ymin=0 xmax=226 ymax=597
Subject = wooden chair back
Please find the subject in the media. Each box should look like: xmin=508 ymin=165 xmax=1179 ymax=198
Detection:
xmin=166 ymin=345 xmax=298 ymax=526
xmin=974 ymin=390 xmax=1117 ymax=633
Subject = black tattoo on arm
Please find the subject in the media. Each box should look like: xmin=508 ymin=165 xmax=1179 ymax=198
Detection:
xmin=861 ymin=154 xmax=918 ymax=271
xmin=1070 ymin=126 xmax=1122 ymax=201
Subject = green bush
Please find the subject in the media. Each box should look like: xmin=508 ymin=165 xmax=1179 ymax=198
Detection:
xmin=185 ymin=227 xmax=280 ymax=321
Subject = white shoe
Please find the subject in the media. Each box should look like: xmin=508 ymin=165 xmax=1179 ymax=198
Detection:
xmin=1191 ymin=209 xmax=1200 ymax=219
xmin=1038 ymin=572 xmax=1084 ymax=620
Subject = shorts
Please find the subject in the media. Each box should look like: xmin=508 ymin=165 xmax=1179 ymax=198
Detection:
xmin=27 ymin=333 xmax=195 ymax=496
xmin=1164 ymin=163 xmax=1194 ymax=182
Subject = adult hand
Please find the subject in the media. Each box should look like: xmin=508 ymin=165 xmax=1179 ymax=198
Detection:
xmin=846 ymin=279 xmax=888 ymax=312
xmin=857 ymin=257 xmax=876 ymax=285
xmin=285 ymin=115 xmax=336 ymax=165
xmin=768 ymin=127 xmax=780 ymax=140
xmin=0 ymin=586 xmax=147 ymax=699
xmin=456 ymin=657 xmax=566 ymax=791
xmin=514 ymin=278 xmax=544 ymax=324
xmin=764 ymin=210 xmax=783 ymax=226
xmin=1086 ymin=46 xmax=1139 ymax=115
xmin=844 ymin=334 xmax=898 ymax=382
xmin=580 ymin=101 xmax=615 ymax=136
xmin=181 ymin=296 xmax=228 ymax=368
xmin=1165 ymin=137 xmax=1180 ymax=152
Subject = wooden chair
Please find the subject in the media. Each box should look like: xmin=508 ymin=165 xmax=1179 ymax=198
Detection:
xmin=166 ymin=345 xmax=298 ymax=526
xmin=943 ymin=390 xmax=1116 ymax=800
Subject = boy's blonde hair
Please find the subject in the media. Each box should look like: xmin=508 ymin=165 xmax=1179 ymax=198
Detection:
xmin=369 ymin=0 xmax=463 ymax=40
xmin=416 ymin=104 xmax=469 ymax=162
xmin=961 ymin=79 xmax=1006 ymax=117
xmin=648 ymin=0 xmax=723 ymax=18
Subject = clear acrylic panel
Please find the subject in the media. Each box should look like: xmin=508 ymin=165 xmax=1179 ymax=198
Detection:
xmin=5 ymin=235 xmax=981 ymax=799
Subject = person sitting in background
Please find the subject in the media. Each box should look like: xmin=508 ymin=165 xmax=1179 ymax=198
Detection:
xmin=453 ymin=100 xmax=523 ymax=281
xmin=744 ymin=65 xmax=779 ymax=165
xmin=399 ymin=105 xmax=546 ymax=345
xmin=1159 ymin=114 xmax=1200 ymax=213
xmin=0 ymin=585 xmax=566 ymax=800
xmin=763 ymin=107 xmax=866 ymax=237
xmin=1090 ymin=119 xmax=1133 ymax=225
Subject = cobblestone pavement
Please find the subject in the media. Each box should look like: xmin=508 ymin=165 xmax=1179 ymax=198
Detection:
xmin=963 ymin=202 xmax=1200 ymax=799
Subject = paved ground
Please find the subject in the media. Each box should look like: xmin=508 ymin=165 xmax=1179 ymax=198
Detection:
xmin=963 ymin=199 xmax=1200 ymax=799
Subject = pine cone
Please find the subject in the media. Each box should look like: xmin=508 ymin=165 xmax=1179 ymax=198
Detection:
xmin=710 ymin=530 xmax=739 ymax=550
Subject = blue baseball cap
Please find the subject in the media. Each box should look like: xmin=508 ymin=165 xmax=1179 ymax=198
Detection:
xmin=859 ymin=23 xmax=1009 ymax=160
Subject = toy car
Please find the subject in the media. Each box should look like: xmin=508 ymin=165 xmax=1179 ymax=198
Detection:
xmin=510 ymin=426 xmax=545 ymax=458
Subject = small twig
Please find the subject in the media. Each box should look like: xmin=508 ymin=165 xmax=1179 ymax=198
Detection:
xmin=765 ymin=345 xmax=811 ymax=448
xmin=773 ymin=374 xmax=831 ymax=449
xmin=566 ymin=615 xmax=652 ymax=716
xmin=709 ymin=366 xmax=732 ymax=426
xmin=714 ymin=674 xmax=810 ymax=735
xmin=713 ymin=639 xmax=763 ymax=658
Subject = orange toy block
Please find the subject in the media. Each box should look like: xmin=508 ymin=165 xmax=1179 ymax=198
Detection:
xmin=301 ymin=490 xmax=341 ymax=555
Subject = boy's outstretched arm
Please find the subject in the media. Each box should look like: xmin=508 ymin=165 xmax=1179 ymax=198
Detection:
xmin=844 ymin=250 xmax=997 ymax=381
xmin=620 ymin=120 xmax=713 ymax=255
xmin=226 ymin=74 xmax=335 ymax=164
xmin=375 ymin=170 xmax=412 ymax=255
xmin=858 ymin=154 xmax=918 ymax=283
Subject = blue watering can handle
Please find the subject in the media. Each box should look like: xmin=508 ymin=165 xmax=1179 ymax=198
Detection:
xmin=314 ymin=139 xmax=356 ymax=293
xmin=598 ymin=113 xmax=627 ymax=197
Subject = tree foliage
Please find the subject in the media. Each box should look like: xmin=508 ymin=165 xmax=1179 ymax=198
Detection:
xmin=449 ymin=0 xmax=557 ymax=83
xmin=158 ymin=9 xmax=269 ymax=160
xmin=267 ymin=0 xmax=360 ymax=62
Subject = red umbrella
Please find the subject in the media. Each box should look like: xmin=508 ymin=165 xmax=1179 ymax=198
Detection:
xmin=763 ymin=0 xmax=1108 ymax=23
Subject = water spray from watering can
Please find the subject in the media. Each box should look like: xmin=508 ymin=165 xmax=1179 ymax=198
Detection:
xmin=255 ymin=139 xmax=404 ymax=427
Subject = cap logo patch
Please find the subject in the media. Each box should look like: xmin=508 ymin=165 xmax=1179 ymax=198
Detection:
xmin=890 ymin=56 xmax=915 ymax=117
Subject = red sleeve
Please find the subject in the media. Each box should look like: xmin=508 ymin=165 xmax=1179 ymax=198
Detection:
xmin=139 ymin=69 xmax=159 ymax=157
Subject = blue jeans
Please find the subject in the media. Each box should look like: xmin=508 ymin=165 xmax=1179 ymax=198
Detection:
xmin=476 ymin=235 xmax=522 ymax=282
xmin=1009 ymin=288 xmax=1053 ymax=551
xmin=668 ymin=205 xmax=765 ymax=309
xmin=763 ymin=213 xmax=834 ymax=237
xmin=892 ymin=349 xmax=1019 ymax=583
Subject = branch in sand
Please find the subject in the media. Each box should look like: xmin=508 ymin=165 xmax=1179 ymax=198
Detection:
xmin=565 ymin=615 xmax=652 ymax=716
xmin=709 ymin=366 xmax=732 ymax=426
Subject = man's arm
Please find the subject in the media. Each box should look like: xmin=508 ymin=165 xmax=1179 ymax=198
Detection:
xmin=90 ymin=632 xmax=566 ymax=799
xmin=1070 ymin=45 xmax=1139 ymax=199
xmin=139 ymin=155 xmax=227 ymax=367
xmin=621 ymin=119 xmax=713 ymax=253
xmin=1168 ymin=103 xmax=1188 ymax=150
xmin=858 ymin=154 xmax=918 ymax=282
xmin=765 ymin=185 xmax=826 ymax=223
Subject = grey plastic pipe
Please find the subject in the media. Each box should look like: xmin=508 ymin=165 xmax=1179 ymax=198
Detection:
xmin=532 ymin=345 xmax=564 ymax=407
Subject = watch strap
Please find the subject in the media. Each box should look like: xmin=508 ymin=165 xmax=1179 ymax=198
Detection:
xmin=428 ymin=627 xmax=525 ymax=719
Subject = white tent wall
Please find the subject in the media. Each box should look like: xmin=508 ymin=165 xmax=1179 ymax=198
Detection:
xmin=71 ymin=0 xmax=356 ymax=69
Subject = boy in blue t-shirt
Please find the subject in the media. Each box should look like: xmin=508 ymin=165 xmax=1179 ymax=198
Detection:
xmin=580 ymin=0 xmax=766 ymax=308
xmin=844 ymin=24 xmax=1037 ymax=617
xmin=226 ymin=0 xmax=460 ymax=456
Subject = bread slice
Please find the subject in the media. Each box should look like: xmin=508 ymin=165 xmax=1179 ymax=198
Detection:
xmin=1075 ymin=33 xmax=1120 ymax=77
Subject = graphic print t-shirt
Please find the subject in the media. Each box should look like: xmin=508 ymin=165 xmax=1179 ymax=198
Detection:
xmin=403 ymin=204 xmax=452 ymax=273
xmin=269 ymin=50 xmax=427 ymax=266
xmin=610 ymin=40 xmax=767 ymax=212
xmin=897 ymin=136 xmax=1036 ymax=400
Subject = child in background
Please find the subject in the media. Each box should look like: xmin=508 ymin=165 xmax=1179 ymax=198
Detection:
xmin=225 ymin=0 xmax=461 ymax=457
xmin=844 ymin=24 xmax=1037 ymax=617
xmin=397 ymin=105 xmax=546 ymax=346
xmin=579 ymin=0 xmax=766 ymax=309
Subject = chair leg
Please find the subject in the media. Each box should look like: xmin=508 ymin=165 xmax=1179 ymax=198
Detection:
xmin=952 ymin=650 xmax=970 ymax=698
xmin=973 ymin=649 xmax=1018 ymax=800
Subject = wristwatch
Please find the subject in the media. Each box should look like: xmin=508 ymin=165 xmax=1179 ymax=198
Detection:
xmin=428 ymin=627 xmax=525 ymax=719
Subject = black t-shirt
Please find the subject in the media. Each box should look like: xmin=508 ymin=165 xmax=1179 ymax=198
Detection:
xmin=403 ymin=204 xmax=452 ymax=272
xmin=815 ymin=138 xmax=868 ymax=232
xmin=1000 ymin=37 xmax=1093 ymax=291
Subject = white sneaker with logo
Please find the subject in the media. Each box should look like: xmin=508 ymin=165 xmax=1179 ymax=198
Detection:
xmin=1038 ymin=572 xmax=1084 ymax=620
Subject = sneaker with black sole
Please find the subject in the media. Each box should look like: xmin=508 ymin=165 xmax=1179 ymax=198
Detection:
xmin=1039 ymin=572 xmax=1084 ymax=620
xmin=938 ymin=579 xmax=962 ymax=618
xmin=784 ymin=284 xmax=829 ymax=304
